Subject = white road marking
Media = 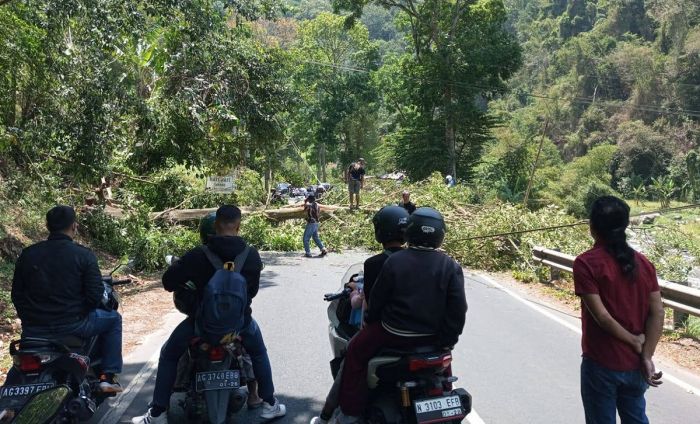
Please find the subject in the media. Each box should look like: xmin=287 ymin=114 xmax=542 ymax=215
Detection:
xmin=475 ymin=272 xmax=700 ymax=398
xmin=467 ymin=408 xmax=486 ymax=424
xmin=97 ymin=348 xmax=160 ymax=424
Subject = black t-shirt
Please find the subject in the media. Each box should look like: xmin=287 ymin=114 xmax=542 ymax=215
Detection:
xmin=401 ymin=201 xmax=416 ymax=214
xmin=349 ymin=166 xmax=365 ymax=181
xmin=363 ymin=247 xmax=403 ymax=304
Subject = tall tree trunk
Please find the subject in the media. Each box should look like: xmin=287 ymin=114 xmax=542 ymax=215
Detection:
xmin=445 ymin=86 xmax=457 ymax=179
xmin=317 ymin=142 xmax=327 ymax=183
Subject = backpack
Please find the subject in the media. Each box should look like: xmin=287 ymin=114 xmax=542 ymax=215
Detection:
xmin=196 ymin=245 xmax=250 ymax=344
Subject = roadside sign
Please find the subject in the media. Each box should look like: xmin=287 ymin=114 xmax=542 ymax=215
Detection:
xmin=206 ymin=176 xmax=235 ymax=194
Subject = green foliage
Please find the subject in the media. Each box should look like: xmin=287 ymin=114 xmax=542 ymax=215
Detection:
xmin=649 ymin=175 xmax=677 ymax=209
xmin=682 ymin=316 xmax=700 ymax=341
xmin=335 ymin=0 xmax=522 ymax=180
xmin=545 ymin=144 xmax=619 ymax=217
xmin=131 ymin=226 xmax=199 ymax=271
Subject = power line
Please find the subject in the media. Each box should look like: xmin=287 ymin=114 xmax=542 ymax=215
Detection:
xmin=446 ymin=203 xmax=700 ymax=243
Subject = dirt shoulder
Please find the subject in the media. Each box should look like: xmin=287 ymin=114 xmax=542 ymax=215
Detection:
xmin=484 ymin=270 xmax=700 ymax=377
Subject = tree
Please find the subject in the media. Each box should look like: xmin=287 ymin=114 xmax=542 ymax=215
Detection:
xmin=334 ymin=0 xmax=522 ymax=180
xmin=290 ymin=12 xmax=379 ymax=181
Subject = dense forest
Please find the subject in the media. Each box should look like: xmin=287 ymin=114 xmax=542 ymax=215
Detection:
xmin=1 ymin=0 xmax=700 ymax=279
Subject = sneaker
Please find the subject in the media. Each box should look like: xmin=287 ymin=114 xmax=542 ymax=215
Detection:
xmin=260 ymin=398 xmax=286 ymax=419
xmin=131 ymin=408 xmax=167 ymax=424
xmin=98 ymin=374 xmax=124 ymax=394
xmin=303 ymin=253 xmax=313 ymax=258
xmin=310 ymin=417 xmax=328 ymax=424
xmin=318 ymin=250 xmax=328 ymax=258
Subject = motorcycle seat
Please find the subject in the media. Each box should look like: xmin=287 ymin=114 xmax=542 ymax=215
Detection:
xmin=376 ymin=346 xmax=443 ymax=356
xmin=55 ymin=336 xmax=86 ymax=349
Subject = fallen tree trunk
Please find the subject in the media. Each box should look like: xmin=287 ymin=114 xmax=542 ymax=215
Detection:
xmin=100 ymin=204 xmax=347 ymax=223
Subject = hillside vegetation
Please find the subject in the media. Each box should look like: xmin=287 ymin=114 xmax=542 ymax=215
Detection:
xmin=1 ymin=0 xmax=700 ymax=335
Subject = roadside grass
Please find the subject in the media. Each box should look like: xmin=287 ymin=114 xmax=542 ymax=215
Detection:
xmin=627 ymin=199 xmax=692 ymax=216
xmin=682 ymin=316 xmax=700 ymax=341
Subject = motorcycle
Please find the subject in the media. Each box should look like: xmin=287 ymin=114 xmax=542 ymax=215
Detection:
xmin=165 ymin=256 xmax=250 ymax=424
xmin=0 ymin=261 xmax=134 ymax=424
xmin=323 ymin=264 xmax=472 ymax=424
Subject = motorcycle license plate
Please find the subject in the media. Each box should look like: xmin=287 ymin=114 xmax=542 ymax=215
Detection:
xmin=414 ymin=395 xmax=464 ymax=423
xmin=0 ymin=383 xmax=55 ymax=410
xmin=195 ymin=370 xmax=240 ymax=392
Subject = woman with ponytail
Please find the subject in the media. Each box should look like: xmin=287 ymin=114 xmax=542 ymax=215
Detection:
xmin=574 ymin=196 xmax=664 ymax=424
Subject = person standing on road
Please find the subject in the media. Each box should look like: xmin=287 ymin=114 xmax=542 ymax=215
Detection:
xmin=345 ymin=158 xmax=366 ymax=209
xmin=132 ymin=205 xmax=286 ymax=424
xmin=574 ymin=196 xmax=664 ymax=424
xmin=11 ymin=205 xmax=124 ymax=393
xmin=399 ymin=190 xmax=416 ymax=214
xmin=303 ymin=195 xmax=328 ymax=258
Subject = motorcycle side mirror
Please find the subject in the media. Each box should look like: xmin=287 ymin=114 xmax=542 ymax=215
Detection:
xmin=11 ymin=386 xmax=72 ymax=424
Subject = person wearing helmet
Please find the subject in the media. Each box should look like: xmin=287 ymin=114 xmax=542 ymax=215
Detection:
xmin=310 ymin=205 xmax=410 ymax=424
xmin=133 ymin=206 xmax=286 ymax=424
xmin=336 ymin=207 xmax=467 ymax=423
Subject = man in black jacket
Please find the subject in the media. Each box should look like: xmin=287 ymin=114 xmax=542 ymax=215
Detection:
xmin=12 ymin=206 xmax=123 ymax=392
xmin=132 ymin=205 xmax=286 ymax=424
xmin=337 ymin=208 xmax=467 ymax=422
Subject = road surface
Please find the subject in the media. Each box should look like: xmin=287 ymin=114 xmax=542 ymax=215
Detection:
xmin=90 ymin=251 xmax=700 ymax=424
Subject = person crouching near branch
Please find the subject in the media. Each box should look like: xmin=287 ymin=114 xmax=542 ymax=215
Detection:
xmin=574 ymin=196 xmax=664 ymax=424
xmin=303 ymin=195 xmax=328 ymax=258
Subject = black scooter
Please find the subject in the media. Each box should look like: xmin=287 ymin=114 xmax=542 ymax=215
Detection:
xmin=323 ymin=264 xmax=472 ymax=424
xmin=0 ymin=262 xmax=133 ymax=423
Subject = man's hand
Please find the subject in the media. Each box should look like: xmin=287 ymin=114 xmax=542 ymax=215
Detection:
xmin=631 ymin=333 xmax=646 ymax=355
xmin=641 ymin=357 xmax=663 ymax=387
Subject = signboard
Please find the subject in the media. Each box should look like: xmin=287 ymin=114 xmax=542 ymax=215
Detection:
xmin=206 ymin=176 xmax=235 ymax=194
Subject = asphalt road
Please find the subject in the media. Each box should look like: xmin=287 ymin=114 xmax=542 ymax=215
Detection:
xmin=90 ymin=251 xmax=700 ymax=424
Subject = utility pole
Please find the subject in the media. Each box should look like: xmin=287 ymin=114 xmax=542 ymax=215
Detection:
xmin=523 ymin=118 xmax=549 ymax=207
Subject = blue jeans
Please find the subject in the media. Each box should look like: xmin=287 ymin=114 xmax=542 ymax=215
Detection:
xmin=22 ymin=309 xmax=123 ymax=374
xmin=152 ymin=317 xmax=276 ymax=408
xmin=581 ymin=358 xmax=649 ymax=424
xmin=304 ymin=222 xmax=325 ymax=255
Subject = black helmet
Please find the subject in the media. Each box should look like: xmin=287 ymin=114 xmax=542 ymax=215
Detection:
xmin=199 ymin=211 xmax=216 ymax=245
xmin=405 ymin=207 xmax=446 ymax=248
xmin=373 ymin=206 xmax=409 ymax=244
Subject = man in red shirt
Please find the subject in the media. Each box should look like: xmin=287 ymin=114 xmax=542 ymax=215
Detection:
xmin=574 ymin=196 xmax=664 ymax=424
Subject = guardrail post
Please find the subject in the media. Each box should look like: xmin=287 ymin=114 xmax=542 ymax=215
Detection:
xmin=673 ymin=280 xmax=690 ymax=330
xmin=549 ymin=248 xmax=561 ymax=282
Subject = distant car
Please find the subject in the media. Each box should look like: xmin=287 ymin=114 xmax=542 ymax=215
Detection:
xmin=275 ymin=182 xmax=291 ymax=195
xmin=379 ymin=172 xmax=406 ymax=181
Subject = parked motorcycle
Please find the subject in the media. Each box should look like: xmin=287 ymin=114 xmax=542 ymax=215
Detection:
xmin=323 ymin=264 xmax=472 ymax=424
xmin=165 ymin=255 xmax=250 ymax=424
xmin=0 ymin=262 xmax=133 ymax=423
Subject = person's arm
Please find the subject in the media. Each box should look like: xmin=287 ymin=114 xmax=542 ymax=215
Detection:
xmin=440 ymin=265 xmax=468 ymax=347
xmin=641 ymin=290 xmax=664 ymax=386
xmin=162 ymin=250 xmax=197 ymax=292
xmin=11 ymin=253 xmax=28 ymax=315
xmin=366 ymin=265 xmax=395 ymax=324
xmin=580 ymin=294 xmax=645 ymax=353
xmin=350 ymin=289 xmax=364 ymax=309
xmin=82 ymin=250 xmax=105 ymax=308
xmin=242 ymin=248 xmax=263 ymax=300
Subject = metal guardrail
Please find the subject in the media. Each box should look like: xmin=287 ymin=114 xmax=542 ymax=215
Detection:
xmin=532 ymin=246 xmax=700 ymax=319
